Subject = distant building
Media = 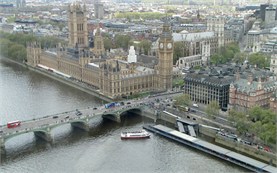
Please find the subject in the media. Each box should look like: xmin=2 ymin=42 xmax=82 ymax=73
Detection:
xmin=207 ymin=16 xmax=225 ymax=48
xmin=16 ymin=0 xmax=26 ymax=8
xmin=265 ymin=5 xmax=277 ymax=26
xmin=260 ymin=4 xmax=270 ymax=21
xmin=94 ymin=0 xmax=104 ymax=19
xmin=246 ymin=30 xmax=260 ymax=52
xmin=172 ymin=31 xmax=215 ymax=66
xmin=260 ymin=40 xmax=277 ymax=53
xmin=224 ymin=18 xmax=245 ymax=42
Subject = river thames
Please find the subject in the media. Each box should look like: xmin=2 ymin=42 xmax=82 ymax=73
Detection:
xmin=0 ymin=58 xmax=246 ymax=173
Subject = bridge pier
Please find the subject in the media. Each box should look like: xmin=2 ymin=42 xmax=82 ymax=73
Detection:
xmin=71 ymin=121 xmax=90 ymax=132
xmin=34 ymin=128 xmax=53 ymax=143
xmin=0 ymin=137 xmax=5 ymax=156
xmin=115 ymin=113 xmax=121 ymax=123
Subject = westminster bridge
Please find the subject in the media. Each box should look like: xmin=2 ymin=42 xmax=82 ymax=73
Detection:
xmin=0 ymin=92 xmax=182 ymax=154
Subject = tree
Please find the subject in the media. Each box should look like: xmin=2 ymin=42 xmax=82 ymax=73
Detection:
xmin=103 ymin=37 xmax=113 ymax=50
xmin=233 ymin=52 xmax=247 ymax=64
xmin=248 ymin=106 xmax=263 ymax=122
xmin=173 ymin=42 xmax=185 ymax=65
xmin=205 ymin=101 xmax=220 ymax=119
xmin=210 ymin=53 xmax=223 ymax=65
xmin=248 ymin=53 xmax=270 ymax=68
xmin=114 ymin=34 xmax=132 ymax=50
xmin=210 ymin=43 xmax=240 ymax=65
xmin=139 ymin=40 xmax=151 ymax=55
xmin=0 ymin=31 xmax=65 ymax=62
xmin=229 ymin=107 xmax=276 ymax=145
xmin=174 ymin=94 xmax=191 ymax=107
xmin=173 ymin=77 xmax=184 ymax=88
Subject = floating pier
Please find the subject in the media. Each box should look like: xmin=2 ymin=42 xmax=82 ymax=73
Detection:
xmin=143 ymin=124 xmax=276 ymax=173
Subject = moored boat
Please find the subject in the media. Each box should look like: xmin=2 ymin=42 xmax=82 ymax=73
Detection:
xmin=121 ymin=129 xmax=150 ymax=139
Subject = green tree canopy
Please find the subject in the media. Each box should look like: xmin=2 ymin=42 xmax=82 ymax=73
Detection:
xmin=173 ymin=77 xmax=185 ymax=88
xmin=248 ymin=53 xmax=270 ymax=69
xmin=174 ymin=94 xmax=191 ymax=106
xmin=173 ymin=42 xmax=185 ymax=65
xmin=114 ymin=34 xmax=133 ymax=50
xmin=103 ymin=37 xmax=113 ymax=50
xmin=233 ymin=52 xmax=247 ymax=64
xmin=205 ymin=101 xmax=220 ymax=119
xmin=0 ymin=31 xmax=66 ymax=62
xmin=138 ymin=39 xmax=151 ymax=55
xmin=210 ymin=43 xmax=240 ymax=65
xmin=115 ymin=12 xmax=168 ymax=20
xmin=228 ymin=107 xmax=276 ymax=145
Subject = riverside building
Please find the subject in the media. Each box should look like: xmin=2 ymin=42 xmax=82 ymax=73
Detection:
xmin=26 ymin=2 xmax=174 ymax=99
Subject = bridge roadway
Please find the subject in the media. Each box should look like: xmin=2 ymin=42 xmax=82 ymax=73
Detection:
xmin=0 ymin=91 xmax=182 ymax=154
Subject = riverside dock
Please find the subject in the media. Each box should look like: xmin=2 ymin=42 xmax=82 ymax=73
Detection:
xmin=143 ymin=124 xmax=276 ymax=173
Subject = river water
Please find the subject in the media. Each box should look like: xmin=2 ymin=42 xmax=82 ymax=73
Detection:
xmin=0 ymin=58 xmax=246 ymax=173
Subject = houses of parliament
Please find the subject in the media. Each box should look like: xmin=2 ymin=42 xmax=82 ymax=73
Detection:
xmin=26 ymin=2 xmax=174 ymax=99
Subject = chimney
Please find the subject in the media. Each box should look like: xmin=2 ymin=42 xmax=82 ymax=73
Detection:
xmin=247 ymin=74 xmax=253 ymax=85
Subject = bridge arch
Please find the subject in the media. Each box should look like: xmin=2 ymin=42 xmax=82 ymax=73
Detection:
xmin=102 ymin=113 xmax=119 ymax=122
xmin=70 ymin=119 xmax=90 ymax=131
xmin=120 ymin=108 xmax=142 ymax=118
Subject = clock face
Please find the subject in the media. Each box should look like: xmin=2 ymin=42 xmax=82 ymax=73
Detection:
xmin=167 ymin=43 xmax=172 ymax=49
xmin=159 ymin=43 xmax=163 ymax=49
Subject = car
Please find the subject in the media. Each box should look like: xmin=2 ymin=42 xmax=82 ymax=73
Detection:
xmin=65 ymin=116 xmax=69 ymax=119
xmin=76 ymin=112 xmax=82 ymax=116
xmin=93 ymin=107 xmax=97 ymax=110
xmin=126 ymin=102 xmax=131 ymax=105
xmin=190 ymin=109 xmax=196 ymax=113
xmin=192 ymin=103 xmax=199 ymax=108
xmin=53 ymin=116 xmax=58 ymax=119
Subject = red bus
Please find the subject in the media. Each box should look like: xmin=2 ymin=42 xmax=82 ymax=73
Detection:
xmin=7 ymin=120 xmax=21 ymax=128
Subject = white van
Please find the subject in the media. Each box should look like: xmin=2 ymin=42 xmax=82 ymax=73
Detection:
xmin=192 ymin=103 xmax=199 ymax=108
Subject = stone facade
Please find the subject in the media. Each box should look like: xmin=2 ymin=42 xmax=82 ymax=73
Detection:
xmin=91 ymin=26 xmax=105 ymax=56
xmin=68 ymin=3 xmax=88 ymax=48
xmin=172 ymin=31 xmax=215 ymax=66
xmin=26 ymin=2 xmax=173 ymax=99
xmin=176 ymin=54 xmax=202 ymax=69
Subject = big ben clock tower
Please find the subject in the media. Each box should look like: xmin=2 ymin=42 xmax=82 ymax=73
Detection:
xmin=157 ymin=21 xmax=173 ymax=91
